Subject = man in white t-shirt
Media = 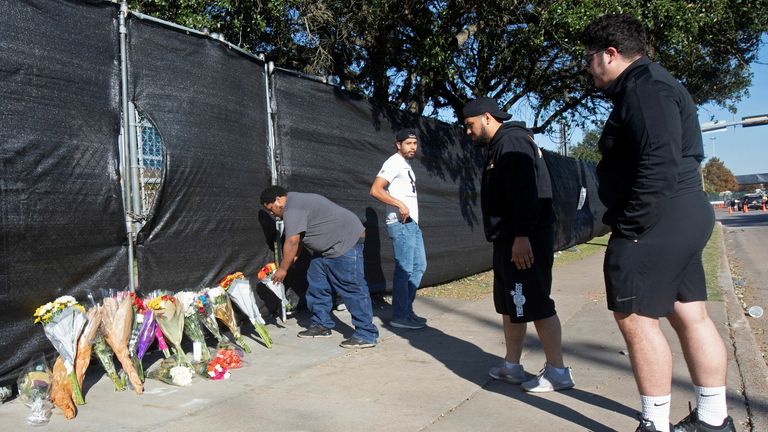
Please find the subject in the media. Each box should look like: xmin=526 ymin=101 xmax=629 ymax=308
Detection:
xmin=370 ymin=129 xmax=427 ymax=329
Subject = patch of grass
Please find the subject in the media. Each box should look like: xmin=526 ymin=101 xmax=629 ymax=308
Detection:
xmin=703 ymin=223 xmax=722 ymax=300
xmin=553 ymin=234 xmax=609 ymax=268
xmin=417 ymin=271 xmax=494 ymax=301
xmin=419 ymin=228 xmax=723 ymax=303
xmin=418 ymin=234 xmax=610 ymax=301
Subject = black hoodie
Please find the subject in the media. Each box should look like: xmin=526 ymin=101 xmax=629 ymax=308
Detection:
xmin=480 ymin=121 xmax=554 ymax=242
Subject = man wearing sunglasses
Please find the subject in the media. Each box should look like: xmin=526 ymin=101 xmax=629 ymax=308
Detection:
xmin=582 ymin=13 xmax=733 ymax=432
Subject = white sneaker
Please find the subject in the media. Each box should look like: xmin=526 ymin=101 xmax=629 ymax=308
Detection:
xmin=522 ymin=364 xmax=574 ymax=392
xmin=488 ymin=362 xmax=526 ymax=384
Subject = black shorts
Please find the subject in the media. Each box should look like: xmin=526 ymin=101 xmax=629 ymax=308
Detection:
xmin=604 ymin=191 xmax=715 ymax=317
xmin=492 ymin=226 xmax=556 ymax=323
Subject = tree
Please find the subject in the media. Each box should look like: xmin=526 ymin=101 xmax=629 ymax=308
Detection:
xmin=569 ymin=129 xmax=601 ymax=163
xmin=703 ymin=157 xmax=739 ymax=194
xmin=127 ymin=1 xmax=768 ymax=133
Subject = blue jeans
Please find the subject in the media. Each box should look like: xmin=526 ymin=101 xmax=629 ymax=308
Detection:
xmin=386 ymin=221 xmax=427 ymax=320
xmin=305 ymin=243 xmax=379 ymax=343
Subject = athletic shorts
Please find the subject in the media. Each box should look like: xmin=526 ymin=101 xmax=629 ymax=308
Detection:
xmin=492 ymin=226 xmax=556 ymax=323
xmin=604 ymin=191 xmax=715 ymax=317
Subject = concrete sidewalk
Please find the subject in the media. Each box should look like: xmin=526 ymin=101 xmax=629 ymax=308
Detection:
xmin=1 ymin=232 xmax=765 ymax=431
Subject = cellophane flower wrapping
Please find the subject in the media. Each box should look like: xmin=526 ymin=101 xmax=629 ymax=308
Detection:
xmin=147 ymin=358 xmax=195 ymax=386
xmin=175 ymin=291 xmax=211 ymax=362
xmin=206 ymin=287 xmax=251 ymax=353
xmin=146 ymin=290 xmax=172 ymax=358
xmin=194 ymin=292 xmax=231 ymax=348
xmin=134 ymin=309 xmax=158 ymax=382
xmin=226 ymin=278 xmax=273 ymax=349
xmin=35 ymin=296 xmax=88 ymax=405
xmin=101 ymin=293 xmax=143 ymax=394
xmin=147 ymin=295 xmax=190 ymax=366
xmin=93 ymin=334 xmax=125 ymax=391
xmin=17 ymin=355 xmax=53 ymax=425
xmin=258 ymin=262 xmax=289 ymax=323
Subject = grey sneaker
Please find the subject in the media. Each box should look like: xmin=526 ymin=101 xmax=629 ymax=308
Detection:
xmin=339 ymin=336 xmax=376 ymax=349
xmin=410 ymin=312 xmax=427 ymax=323
xmin=522 ymin=364 xmax=575 ymax=392
xmin=297 ymin=324 xmax=332 ymax=338
xmin=390 ymin=316 xmax=425 ymax=329
xmin=488 ymin=362 xmax=526 ymax=384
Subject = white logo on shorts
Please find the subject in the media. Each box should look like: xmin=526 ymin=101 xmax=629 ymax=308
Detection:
xmin=510 ymin=283 xmax=526 ymax=318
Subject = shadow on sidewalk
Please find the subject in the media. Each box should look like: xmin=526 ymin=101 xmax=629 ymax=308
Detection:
xmin=394 ymin=323 xmax=637 ymax=431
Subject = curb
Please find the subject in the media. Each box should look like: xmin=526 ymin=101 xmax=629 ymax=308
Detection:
xmin=717 ymin=222 xmax=768 ymax=431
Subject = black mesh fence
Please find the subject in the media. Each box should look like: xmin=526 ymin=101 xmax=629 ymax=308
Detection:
xmin=0 ymin=1 xmax=607 ymax=385
xmin=0 ymin=0 xmax=126 ymax=385
xmin=128 ymin=16 xmax=273 ymax=296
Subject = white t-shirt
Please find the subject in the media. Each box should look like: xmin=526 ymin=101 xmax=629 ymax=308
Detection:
xmin=376 ymin=153 xmax=419 ymax=225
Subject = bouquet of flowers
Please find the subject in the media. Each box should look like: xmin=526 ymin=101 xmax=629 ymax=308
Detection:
xmin=93 ymin=334 xmax=125 ymax=391
xmin=175 ymin=291 xmax=212 ymax=362
xmin=101 ymin=292 xmax=143 ymax=394
xmin=220 ymin=272 xmax=273 ymax=349
xmin=258 ymin=262 xmax=290 ymax=323
xmin=214 ymin=346 xmax=243 ymax=369
xmin=33 ymin=295 xmax=87 ymax=405
xmin=146 ymin=290 xmax=172 ymax=358
xmin=17 ymin=355 xmax=53 ymax=425
xmin=205 ymin=286 xmax=251 ymax=353
xmin=86 ymin=293 xmax=125 ymax=390
xmin=205 ymin=356 xmax=231 ymax=380
xmin=146 ymin=294 xmax=190 ymax=366
xmin=194 ymin=292 xmax=231 ymax=348
xmin=147 ymin=357 xmax=195 ymax=386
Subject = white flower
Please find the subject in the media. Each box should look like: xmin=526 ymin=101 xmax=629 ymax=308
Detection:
xmin=207 ymin=287 xmax=226 ymax=299
xmin=174 ymin=291 xmax=198 ymax=317
xmin=169 ymin=366 xmax=193 ymax=386
xmin=55 ymin=295 xmax=76 ymax=305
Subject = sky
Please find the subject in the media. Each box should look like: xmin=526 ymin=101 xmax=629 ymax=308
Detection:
xmin=535 ymin=38 xmax=768 ymax=176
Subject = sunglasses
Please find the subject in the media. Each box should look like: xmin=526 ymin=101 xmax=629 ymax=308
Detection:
xmin=584 ymin=49 xmax=605 ymax=65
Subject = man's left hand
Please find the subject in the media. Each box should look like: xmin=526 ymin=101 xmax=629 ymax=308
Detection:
xmin=271 ymin=268 xmax=288 ymax=283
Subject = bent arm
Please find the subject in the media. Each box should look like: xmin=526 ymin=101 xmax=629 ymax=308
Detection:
xmin=370 ymin=176 xmax=409 ymax=221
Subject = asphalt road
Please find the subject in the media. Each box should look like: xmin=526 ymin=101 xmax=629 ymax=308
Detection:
xmin=716 ymin=207 xmax=768 ymax=363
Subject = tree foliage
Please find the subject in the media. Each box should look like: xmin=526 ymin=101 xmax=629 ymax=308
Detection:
xmin=703 ymin=157 xmax=739 ymax=194
xmin=127 ymin=1 xmax=768 ymax=132
xmin=569 ymin=128 xmax=601 ymax=162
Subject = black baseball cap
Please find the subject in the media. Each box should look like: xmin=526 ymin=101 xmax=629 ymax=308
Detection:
xmin=395 ymin=128 xmax=418 ymax=142
xmin=462 ymin=97 xmax=512 ymax=121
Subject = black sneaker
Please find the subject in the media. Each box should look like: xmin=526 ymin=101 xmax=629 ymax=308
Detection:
xmin=673 ymin=406 xmax=736 ymax=432
xmin=636 ymin=416 xmax=661 ymax=432
xmin=297 ymin=325 xmax=332 ymax=338
xmin=339 ymin=336 xmax=376 ymax=349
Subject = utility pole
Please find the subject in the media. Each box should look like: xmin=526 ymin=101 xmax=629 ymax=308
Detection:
xmin=560 ymin=121 xmax=567 ymax=157
xmin=709 ymin=136 xmax=716 ymax=159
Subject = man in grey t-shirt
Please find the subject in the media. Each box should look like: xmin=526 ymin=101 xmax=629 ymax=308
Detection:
xmin=261 ymin=185 xmax=379 ymax=348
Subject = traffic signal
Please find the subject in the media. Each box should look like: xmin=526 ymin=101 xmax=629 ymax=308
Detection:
xmin=742 ymin=114 xmax=768 ymax=128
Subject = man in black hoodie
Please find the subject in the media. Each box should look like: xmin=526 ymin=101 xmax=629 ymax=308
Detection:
xmin=583 ymin=14 xmax=733 ymax=432
xmin=463 ymin=97 xmax=574 ymax=393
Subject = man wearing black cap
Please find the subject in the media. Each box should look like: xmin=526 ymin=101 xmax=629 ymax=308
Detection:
xmin=370 ymin=129 xmax=427 ymax=329
xmin=463 ymin=97 xmax=574 ymax=393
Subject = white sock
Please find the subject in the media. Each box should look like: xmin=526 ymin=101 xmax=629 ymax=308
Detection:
xmin=695 ymin=386 xmax=728 ymax=426
xmin=641 ymin=394 xmax=671 ymax=432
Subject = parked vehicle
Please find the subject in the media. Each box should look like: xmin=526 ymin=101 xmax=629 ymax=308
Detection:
xmin=737 ymin=193 xmax=765 ymax=211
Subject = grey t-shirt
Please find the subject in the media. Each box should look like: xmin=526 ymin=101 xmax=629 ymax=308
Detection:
xmin=282 ymin=192 xmax=364 ymax=258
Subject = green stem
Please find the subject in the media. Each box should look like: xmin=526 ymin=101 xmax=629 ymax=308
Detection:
xmin=237 ymin=336 xmax=251 ymax=353
xmin=69 ymin=371 xmax=85 ymax=405
xmin=254 ymin=323 xmax=273 ymax=349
